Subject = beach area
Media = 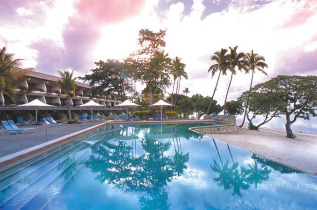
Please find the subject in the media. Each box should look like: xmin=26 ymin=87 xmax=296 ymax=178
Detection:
xmin=207 ymin=127 xmax=317 ymax=175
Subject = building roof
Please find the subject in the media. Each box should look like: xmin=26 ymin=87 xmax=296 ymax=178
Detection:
xmin=20 ymin=68 xmax=90 ymax=88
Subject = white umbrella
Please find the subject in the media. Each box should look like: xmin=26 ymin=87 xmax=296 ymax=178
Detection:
xmin=79 ymin=100 xmax=104 ymax=117
xmin=19 ymin=99 xmax=52 ymax=122
xmin=150 ymin=99 xmax=174 ymax=120
xmin=116 ymin=100 xmax=140 ymax=116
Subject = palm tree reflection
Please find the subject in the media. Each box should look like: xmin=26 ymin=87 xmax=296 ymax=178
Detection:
xmin=85 ymin=132 xmax=189 ymax=208
xmin=210 ymin=138 xmax=271 ymax=196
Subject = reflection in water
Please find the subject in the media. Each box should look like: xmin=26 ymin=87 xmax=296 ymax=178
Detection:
xmin=85 ymin=125 xmax=190 ymax=209
xmin=210 ymin=138 xmax=271 ymax=196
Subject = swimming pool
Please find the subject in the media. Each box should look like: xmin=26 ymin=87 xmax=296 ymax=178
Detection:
xmin=0 ymin=123 xmax=316 ymax=209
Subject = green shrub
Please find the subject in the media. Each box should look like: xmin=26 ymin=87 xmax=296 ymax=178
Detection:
xmin=165 ymin=111 xmax=178 ymax=117
xmin=132 ymin=110 xmax=150 ymax=117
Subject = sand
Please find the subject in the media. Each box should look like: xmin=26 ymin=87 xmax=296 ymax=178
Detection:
xmin=206 ymin=127 xmax=317 ymax=175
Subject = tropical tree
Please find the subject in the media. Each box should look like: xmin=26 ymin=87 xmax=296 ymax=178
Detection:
xmin=80 ymin=59 xmax=133 ymax=100
xmin=239 ymin=50 xmax=268 ymax=127
xmin=182 ymin=87 xmax=189 ymax=96
xmin=171 ymin=57 xmax=187 ymax=105
xmin=225 ymin=100 xmax=243 ymax=116
xmin=57 ymin=70 xmax=76 ymax=120
xmin=0 ymin=46 xmax=23 ymax=104
xmin=176 ymin=97 xmax=194 ymax=117
xmin=223 ymin=46 xmax=247 ymax=115
xmin=191 ymin=94 xmax=222 ymax=119
xmin=207 ymin=48 xmax=229 ymax=115
xmin=129 ymin=29 xmax=172 ymax=104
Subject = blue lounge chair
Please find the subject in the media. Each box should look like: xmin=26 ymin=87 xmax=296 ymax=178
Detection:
xmin=135 ymin=116 xmax=140 ymax=121
xmin=114 ymin=115 xmax=120 ymax=121
xmin=122 ymin=112 xmax=126 ymax=116
xmin=43 ymin=118 xmax=54 ymax=127
xmin=46 ymin=118 xmax=63 ymax=126
xmin=1 ymin=121 xmax=23 ymax=134
xmin=153 ymin=114 xmax=160 ymax=120
xmin=162 ymin=114 xmax=167 ymax=120
xmin=49 ymin=117 xmax=65 ymax=124
xmin=127 ymin=116 xmax=133 ymax=121
xmin=122 ymin=115 xmax=127 ymax=120
xmin=8 ymin=120 xmax=34 ymax=132
xmin=98 ymin=115 xmax=103 ymax=120
xmin=86 ymin=115 xmax=91 ymax=120
xmin=17 ymin=117 xmax=28 ymax=125
xmin=79 ymin=115 xmax=84 ymax=121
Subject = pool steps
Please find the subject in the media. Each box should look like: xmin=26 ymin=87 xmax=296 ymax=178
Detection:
xmin=0 ymin=130 xmax=108 ymax=208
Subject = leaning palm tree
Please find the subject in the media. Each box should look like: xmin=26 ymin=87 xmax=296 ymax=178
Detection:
xmin=206 ymin=48 xmax=229 ymax=115
xmin=0 ymin=47 xmax=23 ymax=104
xmin=239 ymin=50 xmax=268 ymax=127
xmin=57 ymin=70 xmax=76 ymax=120
xmin=223 ymin=46 xmax=247 ymax=115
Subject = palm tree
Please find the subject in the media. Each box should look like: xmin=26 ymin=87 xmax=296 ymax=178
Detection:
xmin=171 ymin=57 xmax=187 ymax=105
xmin=182 ymin=87 xmax=189 ymax=96
xmin=57 ymin=70 xmax=76 ymax=120
xmin=223 ymin=46 xmax=247 ymax=115
xmin=207 ymin=48 xmax=229 ymax=115
xmin=0 ymin=47 xmax=23 ymax=104
xmin=239 ymin=50 xmax=268 ymax=127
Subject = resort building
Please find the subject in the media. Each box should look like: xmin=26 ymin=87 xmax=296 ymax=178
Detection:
xmin=0 ymin=69 xmax=122 ymax=111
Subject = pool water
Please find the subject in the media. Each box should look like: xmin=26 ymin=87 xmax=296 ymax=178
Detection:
xmin=0 ymin=123 xmax=316 ymax=210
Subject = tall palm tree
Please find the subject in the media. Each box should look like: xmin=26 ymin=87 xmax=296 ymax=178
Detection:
xmin=182 ymin=87 xmax=189 ymax=96
xmin=239 ymin=50 xmax=268 ymax=127
xmin=57 ymin=70 xmax=76 ymax=120
xmin=223 ymin=46 xmax=247 ymax=115
xmin=171 ymin=57 xmax=187 ymax=105
xmin=0 ymin=47 xmax=23 ymax=104
xmin=206 ymin=48 xmax=229 ymax=115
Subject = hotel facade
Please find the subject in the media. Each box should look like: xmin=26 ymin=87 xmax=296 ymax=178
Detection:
xmin=0 ymin=69 xmax=122 ymax=111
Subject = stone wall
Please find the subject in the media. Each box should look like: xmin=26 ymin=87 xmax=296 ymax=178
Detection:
xmin=189 ymin=124 xmax=237 ymax=135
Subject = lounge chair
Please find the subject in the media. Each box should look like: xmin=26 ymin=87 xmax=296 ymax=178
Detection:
xmin=122 ymin=112 xmax=126 ymax=116
xmin=127 ymin=116 xmax=133 ymax=121
xmin=1 ymin=121 xmax=23 ymax=134
xmin=49 ymin=117 xmax=65 ymax=124
xmin=212 ymin=112 xmax=217 ymax=118
xmin=114 ymin=115 xmax=120 ymax=121
xmin=122 ymin=115 xmax=127 ymax=120
xmin=98 ymin=115 xmax=103 ymax=120
xmin=135 ymin=116 xmax=140 ymax=121
xmin=79 ymin=115 xmax=84 ymax=121
xmin=42 ymin=118 xmax=55 ymax=127
xmin=86 ymin=115 xmax=91 ymax=120
xmin=46 ymin=118 xmax=63 ymax=126
xmin=17 ymin=117 xmax=28 ymax=125
xmin=153 ymin=114 xmax=160 ymax=120
xmin=8 ymin=120 xmax=34 ymax=132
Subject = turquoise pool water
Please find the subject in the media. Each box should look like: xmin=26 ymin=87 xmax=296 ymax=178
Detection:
xmin=0 ymin=123 xmax=316 ymax=210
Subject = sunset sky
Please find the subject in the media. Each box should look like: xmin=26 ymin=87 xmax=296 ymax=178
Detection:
xmin=1 ymin=0 xmax=316 ymax=103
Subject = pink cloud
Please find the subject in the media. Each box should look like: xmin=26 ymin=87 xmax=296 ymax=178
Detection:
xmin=283 ymin=4 xmax=316 ymax=28
xmin=75 ymin=0 xmax=146 ymax=24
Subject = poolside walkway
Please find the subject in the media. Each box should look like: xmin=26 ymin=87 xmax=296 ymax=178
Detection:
xmin=207 ymin=127 xmax=317 ymax=175
xmin=0 ymin=121 xmax=102 ymax=158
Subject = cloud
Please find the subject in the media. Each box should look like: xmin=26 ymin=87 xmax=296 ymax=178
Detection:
xmin=75 ymin=0 xmax=146 ymax=24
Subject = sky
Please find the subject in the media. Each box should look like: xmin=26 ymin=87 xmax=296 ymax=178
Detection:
xmin=1 ymin=0 xmax=317 ymax=104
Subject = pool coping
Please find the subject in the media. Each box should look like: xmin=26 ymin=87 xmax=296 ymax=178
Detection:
xmin=0 ymin=119 xmax=218 ymax=172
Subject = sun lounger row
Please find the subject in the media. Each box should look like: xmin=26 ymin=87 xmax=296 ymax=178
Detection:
xmin=114 ymin=115 xmax=140 ymax=121
xmin=42 ymin=117 xmax=64 ymax=127
xmin=1 ymin=120 xmax=34 ymax=135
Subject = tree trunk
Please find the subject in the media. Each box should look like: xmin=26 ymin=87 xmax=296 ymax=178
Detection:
xmin=67 ymin=96 xmax=72 ymax=120
xmin=239 ymin=70 xmax=254 ymax=127
xmin=223 ymin=71 xmax=234 ymax=116
xmin=171 ymin=79 xmax=175 ymax=102
xmin=174 ymin=78 xmax=180 ymax=105
xmin=285 ymin=114 xmax=295 ymax=138
xmin=149 ymin=86 xmax=153 ymax=105
xmin=207 ymin=70 xmax=222 ymax=115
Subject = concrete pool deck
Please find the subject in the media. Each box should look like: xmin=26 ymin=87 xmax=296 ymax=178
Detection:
xmin=206 ymin=127 xmax=317 ymax=175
